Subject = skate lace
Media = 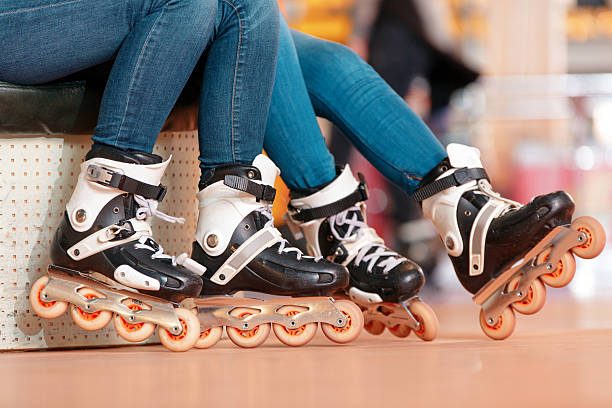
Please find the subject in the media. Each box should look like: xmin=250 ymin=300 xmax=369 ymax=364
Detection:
xmin=134 ymin=195 xmax=185 ymax=224
xmin=475 ymin=180 xmax=522 ymax=215
xmin=132 ymin=195 xmax=183 ymax=265
xmin=330 ymin=206 xmax=406 ymax=274
xmin=256 ymin=207 xmax=322 ymax=262
xmin=134 ymin=236 xmax=178 ymax=266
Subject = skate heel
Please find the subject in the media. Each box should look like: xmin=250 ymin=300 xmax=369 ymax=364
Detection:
xmin=475 ymin=216 xmax=606 ymax=340
xmin=30 ymin=265 xmax=200 ymax=351
xmin=191 ymin=296 xmax=364 ymax=349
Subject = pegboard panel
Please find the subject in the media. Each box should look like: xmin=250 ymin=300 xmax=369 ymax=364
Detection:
xmin=0 ymin=131 xmax=200 ymax=350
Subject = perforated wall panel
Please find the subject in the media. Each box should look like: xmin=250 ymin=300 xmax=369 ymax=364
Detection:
xmin=0 ymin=132 xmax=199 ymax=350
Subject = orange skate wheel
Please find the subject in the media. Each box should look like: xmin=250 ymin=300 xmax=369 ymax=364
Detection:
xmin=273 ymin=305 xmax=318 ymax=347
xmin=29 ymin=276 xmax=68 ymax=319
xmin=570 ymin=216 xmax=606 ymax=259
xmin=364 ymin=319 xmax=385 ymax=335
xmin=321 ymin=300 xmax=364 ymax=344
xmin=71 ymin=287 xmax=112 ymax=331
xmin=479 ymin=307 xmax=516 ymax=340
xmin=409 ymin=301 xmax=439 ymax=341
xmin=538 ymin=249 xmax=576 ymax=288
xmin=226 ymin=307 xmax=271 ymax=348
xmin=507 ymin=276 xmax=546 ymax=315
xmin=388 ymin=324 xmax=411 ymax=338
xmin=158 ymin=308 xmax=200 ymax=352
xmin=113 ymin=300 xmax=156 ymax=343
xmin=195 ymin=326 xmax=223 ymax=349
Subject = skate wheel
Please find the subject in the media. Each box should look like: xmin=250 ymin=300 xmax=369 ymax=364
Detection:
xmin=195 ymin=326 xmax=223 ymax=349
xmin=29 ymin=276 xmax=68 ymax=319
xmin=409 ymin=301 xmax=439 ymax=341
xmin=321 ymin=300 xmax=364 ymax=344
xmin=113 ymin=300 xmax=156 ymax=343
xmin=538 ymin=249 xmax=576 ymax=288
xmin=226 ymin=307 xmax=271 ymax=348
xmin=364 ymin=320 xmax=385 ymax=335
xmin=507 ymin=276 xmax=546 ymax=315
xmin=71 ymin=287 xmax=112 ymax=331
xmin=272 ymin=305 xmax=318 ymax=347
xmin=158 ymin=308 xmax=200 ymax=352
xmin=388 ymin=324 xmax=411 ymax=338
xmin=479 ymin=307 xmax=516 ymax=340
xmin=570 ymin=216 xmax=606 ymax=259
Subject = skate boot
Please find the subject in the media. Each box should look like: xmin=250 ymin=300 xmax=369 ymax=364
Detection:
xmin=177 ymin=154 xmax=363 ymax=349
xmin=29 ymin=146 xmax=202 ymax=352
xmin=285 ymin=165 xmax=438 ymax=341
xmin=414 ymin=143 xmax=606 ymax=340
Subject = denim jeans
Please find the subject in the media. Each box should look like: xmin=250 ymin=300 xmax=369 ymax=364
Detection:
xmin=264 ymin=17 xmax=447 ymax=195
xmin=0 ymin=0 xmax=279 ymax=170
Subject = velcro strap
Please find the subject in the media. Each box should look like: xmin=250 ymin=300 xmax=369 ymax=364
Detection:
xmin=87 ymin=165 xmax=167 ymax=201
xmin=289 ymin=179 xmax=369 ymax=222
xmin=224 ymin=175 xmax=276 ymax=202
xmin=413 ymin=167 xmax=489 ymax=202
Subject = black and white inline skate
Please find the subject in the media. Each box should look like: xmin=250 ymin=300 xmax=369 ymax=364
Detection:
xmin=414 ymin=143 xmax=606 ymax=339
xmin=285 ymin=165 xmax=438 ymax=341
xmin=176 ymin=155 xmax=363 ymax=348
xmin=30 ymin=146 xmax=203 ymax=351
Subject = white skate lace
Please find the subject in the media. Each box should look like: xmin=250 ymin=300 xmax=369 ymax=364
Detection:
xmin=132 ymin=195 xmax=183 ymax=265
xmin=134 ymin=235 xmax=178 ymax=266
xmin=134 ymin=195 xmax=186 ymax=224
xmin=256 ymin=207 xmax=322 ymax=262
xmin=475 ymin=180 xmax=522 ymax=216
xmin=330 ymin=206 xmax=406 ymax=274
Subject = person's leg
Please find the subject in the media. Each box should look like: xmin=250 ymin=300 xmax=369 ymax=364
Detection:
xmin=0 ymin=0 xmax=217 ymax=153
xmin=197 ymin=0 xmax=278 ymax=172
xmin=288 ymin=29 xmax=446 ymax=195
xmin=263 ymin=17 xmax=336 ymax=190
xmin=263 ymin=18 xmax=439 ymax=341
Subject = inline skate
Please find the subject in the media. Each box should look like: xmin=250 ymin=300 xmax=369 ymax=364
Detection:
xmin=176 ymin=155 xmax=364 ymax=348
xmin=285 ymin=165 xmax=438 ymax=341
xmin=30 ymin=146 xmax=202 ymax=351
xmin=414 ymin=143 xmax=606 ymax=339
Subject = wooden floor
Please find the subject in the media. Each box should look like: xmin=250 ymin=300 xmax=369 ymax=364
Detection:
xmin=2 ymin=298 xmax=612 ymax=408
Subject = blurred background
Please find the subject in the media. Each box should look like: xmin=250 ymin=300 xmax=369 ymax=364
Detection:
xmin=274 ymin=0 xmax=612 ymax=300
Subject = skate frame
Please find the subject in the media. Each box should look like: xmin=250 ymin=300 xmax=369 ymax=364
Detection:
xmin=357 ymin=297 xmax=422 ymax=331
xmin=473 ymin=225 xmax=586 ymax=326
xmin=43 ymin=266 xmax=184 ymax=334
xmin=188 ymin=296 xmax=348 ymax=331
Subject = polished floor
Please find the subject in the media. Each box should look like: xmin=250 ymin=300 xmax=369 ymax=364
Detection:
xmin=2 ymin=296 xmax=611 ymax=408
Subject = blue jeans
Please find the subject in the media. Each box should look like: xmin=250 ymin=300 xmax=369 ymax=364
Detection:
xmin=0 ymin=0 xmax=279 ymax=169
xmin=264 ymin=17 xmax=447 ymax=195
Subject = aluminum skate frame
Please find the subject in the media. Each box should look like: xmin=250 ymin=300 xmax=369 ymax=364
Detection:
xmin=188 ymin=296 xmax=349 ymax=331
xmin=42 ymin=266 xmax=184 ymax=334
xmin=473 ymin=225 xmax=586 ymax=326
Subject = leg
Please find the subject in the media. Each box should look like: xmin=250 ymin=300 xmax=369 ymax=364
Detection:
xmin=0 ymin=0 xmax=218 ymax=153
xmin=289 ymin=29 xmax=446 ymax=194
xmin=197 ymin=0 xmax=279 ymax=172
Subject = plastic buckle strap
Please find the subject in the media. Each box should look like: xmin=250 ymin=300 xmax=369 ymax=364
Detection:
xmin=289 ymin=180 xmax=369 ymax=223
xmin=223 ymin=175 xmax=276 ymax=202
xmin=412 ymin=167 xmax=489 ymax=202
xmin=86 ymin=164 xmax=167 ymax=201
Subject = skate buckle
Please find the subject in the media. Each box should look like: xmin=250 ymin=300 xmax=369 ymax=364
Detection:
xmin=87 ymin=164 xmax=121 ymax=186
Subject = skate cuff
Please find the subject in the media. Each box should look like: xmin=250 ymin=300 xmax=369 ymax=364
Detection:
xmin=288 ymin=179 xmax=368 ymax=222
xmin=223 ymin=175 xmax=276 ymax=202
xmin=413 ymin=167 xmax=489 ymax=202
xmin=86 ymin=164 xmax=167 ymax=201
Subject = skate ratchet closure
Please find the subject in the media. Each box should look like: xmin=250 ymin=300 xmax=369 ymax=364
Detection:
xmin=189 ymin=296 xmax=364 ymax=348
xmin=475 ymin=216 xmax=606 ymax=340
xmin=30 ymin=266 xmax=200 ymax=352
